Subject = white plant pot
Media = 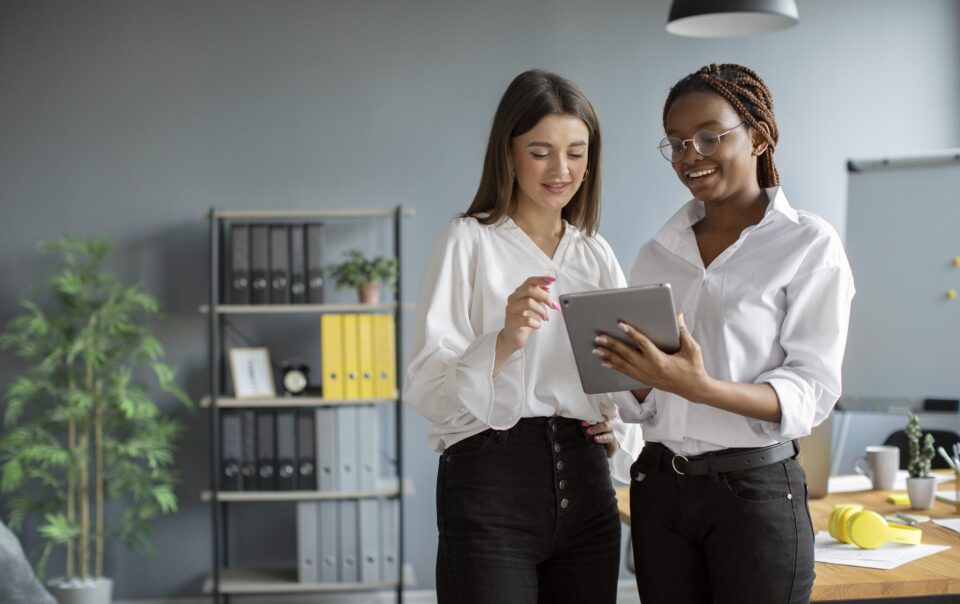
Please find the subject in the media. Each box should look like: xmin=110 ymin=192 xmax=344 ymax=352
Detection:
xmin=47 ymin=577 xmax=112 ymax=604
xmin=906 ymin=476 xmax=936 ymax=510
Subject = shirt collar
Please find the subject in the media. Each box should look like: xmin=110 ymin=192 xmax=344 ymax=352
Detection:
xmin=653 ymin=186 xmax=797 ymax=251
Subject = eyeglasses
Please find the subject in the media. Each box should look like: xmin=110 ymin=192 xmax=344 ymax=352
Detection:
xmin=658 ymin=121 xmax=746 ymax=162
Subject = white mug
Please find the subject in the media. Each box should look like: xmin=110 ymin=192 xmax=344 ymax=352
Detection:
xmin=854 ymin=445 xmax=900 ymax=490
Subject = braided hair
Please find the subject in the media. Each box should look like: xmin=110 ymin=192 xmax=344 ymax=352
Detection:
xmin=663 ymin=64 xmax=780 ymax=188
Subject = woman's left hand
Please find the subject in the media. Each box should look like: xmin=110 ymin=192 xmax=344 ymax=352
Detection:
xmin=594 ymin=314 xmax=711 ymax=403
xmin=582 ymin=419 xmax=618 ymax=458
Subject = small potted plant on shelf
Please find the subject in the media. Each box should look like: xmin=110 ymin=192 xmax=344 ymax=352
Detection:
xmin=329 ymin=249 xmax=398 ymax=304
xmin=0 ymin=237 xmax=192 ymax=604
xmin=905 ymin=413 xmax=937 ymax=510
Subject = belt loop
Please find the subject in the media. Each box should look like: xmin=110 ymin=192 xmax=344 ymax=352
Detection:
xmin=649 ymin=442 xmax=665 ymax=476
xmin=706 ymin=452 xmax=719 ymax=483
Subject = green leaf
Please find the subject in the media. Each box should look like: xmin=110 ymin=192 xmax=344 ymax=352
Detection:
xmin=1 ymin=460 xmax=24 ymax=492
xmin=153 ymin=485 xmax=178 ymax=513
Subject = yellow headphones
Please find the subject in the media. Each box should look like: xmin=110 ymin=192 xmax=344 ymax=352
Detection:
xmin=828 ymin=504 xmax=923 ymax=549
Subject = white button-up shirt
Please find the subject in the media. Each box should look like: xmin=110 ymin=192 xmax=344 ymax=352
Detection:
xmin=624 ymin=187 xmax=855 ymax=456
xmin=404 ymin=216 xmax=643 ymax=481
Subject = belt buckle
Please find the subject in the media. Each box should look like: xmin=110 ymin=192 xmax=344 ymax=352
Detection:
xmin=671 ymin=454 xmax=689 ymax=475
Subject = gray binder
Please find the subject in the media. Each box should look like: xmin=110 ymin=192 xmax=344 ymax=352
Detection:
xmin=336 ymin=408 xmax=358 ymax=491
xmin=296 ymin=502 xmax=319 ymax=582
xmin=336 ymin=408 xmax=360 ymax=582
xmin=359 ymin=499 xmax=380 ymax=583
xmin=338 ymin=500 xmax=359 ymax=582
xmin=381 ymin=499 xmax=399 ymax=583
xmin=319 ymin=500 xmax=339 ymax=582
xmin=315 ymin=408 xmax=337 ymax=491
xmin=313 ymin=407 xmax=339 ymax=581
xmin=357 ymin=406 xmax=379 ymax=491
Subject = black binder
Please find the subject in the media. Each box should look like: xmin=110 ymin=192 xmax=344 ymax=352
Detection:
xmin=276 ymin=408 xmax=297 ymax=490
xmin=250 ymin=225 xmax=269 ymax=304
xmin=220 ymin=411 xmax=242 ymax=491
xmin=269 ymin=225 xmax=290 ymax=305
xmin=256 ymin=410 xmax=277 ymax=490
xmin=229 ymin=224 xmax=250 ymax=304
xmin=290 ymin=225 xmax=307 ymax=304
xmin=296 ymin=408 xmax=317 ymax=490
xmin=240 ymin=410 xmax=257 ymax=490
xmin=306 ymin=223 xmax=325 ymax=303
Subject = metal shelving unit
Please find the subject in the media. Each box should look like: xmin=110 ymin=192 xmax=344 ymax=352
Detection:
xmin=204 ymin=207 xmax=409 ymax=603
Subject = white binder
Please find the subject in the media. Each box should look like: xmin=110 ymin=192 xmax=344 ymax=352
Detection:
xmin=296 ymin=502 xmax=319 ymax=582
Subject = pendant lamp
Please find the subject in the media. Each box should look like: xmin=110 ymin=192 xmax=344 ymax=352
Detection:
xmin=666 ymin=0 xmax=799 ymax=37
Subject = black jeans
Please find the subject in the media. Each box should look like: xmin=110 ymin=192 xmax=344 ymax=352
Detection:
xmin=436 ymin=416 xmax=621 ymax=604
xmin=630 ymin=442 xmax=815 ymax=604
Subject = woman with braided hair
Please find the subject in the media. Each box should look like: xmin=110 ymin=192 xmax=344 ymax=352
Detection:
xmin=594 ymin=63 xmax=855 ymax=603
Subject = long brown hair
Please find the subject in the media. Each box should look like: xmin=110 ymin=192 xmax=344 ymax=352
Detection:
xmin=663 ymin=63 xmax=781 ymax=188
xmin=463 ymin=70 xmax=603 ymax=236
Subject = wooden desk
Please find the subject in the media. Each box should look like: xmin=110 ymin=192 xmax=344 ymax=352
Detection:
xmin=614 ymin=475 xmax=960 ymax=601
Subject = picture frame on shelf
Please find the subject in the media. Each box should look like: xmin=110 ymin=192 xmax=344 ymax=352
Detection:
xmin=229 ymin=347 xmax=276 ymax=398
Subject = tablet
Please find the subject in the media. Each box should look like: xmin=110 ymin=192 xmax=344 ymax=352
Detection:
xmin=560 ymin=283 xmax=680 ymax=394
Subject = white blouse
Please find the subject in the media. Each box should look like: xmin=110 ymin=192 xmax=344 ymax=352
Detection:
xmin=404 ymin=216 xmax=643 ymax=481
xmin=624 ymin=187 xmax=855 ymax=456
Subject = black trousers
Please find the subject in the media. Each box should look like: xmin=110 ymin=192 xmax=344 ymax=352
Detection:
xmin=436 ymin=416 xmax=621 ymax=604
xmin=630 ymin=442 xmax=815 ymax=604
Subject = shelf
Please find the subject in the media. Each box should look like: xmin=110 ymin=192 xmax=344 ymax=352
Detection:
xmin=200 ymin=396 xmax=398 ymax=408
xmin=201 ymin=567 xmax=403 ymax=595
xmin=199 ymin=302 xmax=398 ymax=315
xmin=209 ymin=208 xmax=416 ymax=220
xmin=201 ymin=478 xmax=414 ymax=503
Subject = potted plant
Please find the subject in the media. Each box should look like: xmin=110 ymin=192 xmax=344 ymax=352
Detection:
xmin=905 ymin=413 xmax=936 ymax=510
xmin=329 ymin=249 xmax=398 ymax=304
xmin=0 ymin=237 xmax=191 ymax=604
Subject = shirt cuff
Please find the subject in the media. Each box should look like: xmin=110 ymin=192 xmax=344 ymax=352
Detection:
xmin=756 ymin=373 xmax=816 ymax=439
xmin=444 ymin=330 xmax=525 ymax=430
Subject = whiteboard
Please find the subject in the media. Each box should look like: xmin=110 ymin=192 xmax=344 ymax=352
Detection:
xmin=843 ymin=151 xmax=960 ymax=399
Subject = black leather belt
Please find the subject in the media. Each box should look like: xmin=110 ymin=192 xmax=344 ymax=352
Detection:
xmin=668 ymin=440 xmax=798 ymax=475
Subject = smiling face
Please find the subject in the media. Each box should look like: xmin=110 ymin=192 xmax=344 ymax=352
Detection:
xmin=664 ymin=91 xmax=763 ymax=205
xmin=510 ymin=113 xmax=590 ymax=215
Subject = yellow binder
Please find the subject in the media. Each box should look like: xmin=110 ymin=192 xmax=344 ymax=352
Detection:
xmin=342 ymin=313 xmax=360 ymax=400
xmin=320 ymin=313 xmax=344 ymax=400
xmin=373 ymin=314 xmax=397 ymax=399
xmin=357 ymin=314 xmax=375 ymax=399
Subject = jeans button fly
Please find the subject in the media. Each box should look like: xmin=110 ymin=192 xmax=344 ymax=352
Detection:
xmin=559 ymin=479 xmax=567 ymax=490
xmin=553 ymin=443 xmax=561 ymax=453
xmin=560 ymin=498 xmax=569 ymax=509
xmin=556 ymin=460 xmax=565 ymax=471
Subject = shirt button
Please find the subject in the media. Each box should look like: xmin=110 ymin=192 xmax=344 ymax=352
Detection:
xmin=560 ymin=498 xmax=569 ymax=509
xmin=559 ymin=479 xmax=567 ymax=490
xmin=556 ymin=460 xmax=565 ymax=471
xmin=553 ymin=443 xmax=561 ymax=453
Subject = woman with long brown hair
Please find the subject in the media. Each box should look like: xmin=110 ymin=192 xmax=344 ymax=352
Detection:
xmin=404 ymin=69 xmax=641 ymax=603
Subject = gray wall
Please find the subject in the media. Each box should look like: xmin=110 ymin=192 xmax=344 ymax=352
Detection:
xmin=2 ymin=0 xmax=959 ymax=598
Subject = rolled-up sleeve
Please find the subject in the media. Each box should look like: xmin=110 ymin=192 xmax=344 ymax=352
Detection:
xmin=403 ymin=221 xmax=526 ymax=434
xmin=753 ymin=261 xmax=855 ymax=439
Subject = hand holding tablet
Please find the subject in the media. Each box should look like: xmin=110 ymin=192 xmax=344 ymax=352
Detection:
xmin=560 ymin=284 xmax=680 ymax=394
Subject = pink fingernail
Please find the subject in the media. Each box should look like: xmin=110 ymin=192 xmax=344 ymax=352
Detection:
xmin=586 ymin=427 xmax=594 ymax=434
xmin=581 ymin=420 xmax=589 ymax=426
xmin=551 ymin=302 xmax=561 ymax=311
xmin=545 ymin=276 xmax=557 ymax=283
xmin=618 ymin=322 xmax=628 ymax=332
xmin=540 ymin=285 xmax=550 ymax=292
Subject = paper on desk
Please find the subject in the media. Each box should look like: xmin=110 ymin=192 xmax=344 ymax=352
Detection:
xmin=933 ymin=518 xmax=960 ymax=534
xmin=936 ymin=490 xmax=958 ymax=504
xmin=814 ymin=532 xmax=950 ymax=570
xmin=828 ymin=471 xmax=953 ymax=494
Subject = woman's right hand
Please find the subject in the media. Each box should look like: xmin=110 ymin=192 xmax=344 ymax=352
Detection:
xmin=494 ymin=276 xmax=560 ymax=370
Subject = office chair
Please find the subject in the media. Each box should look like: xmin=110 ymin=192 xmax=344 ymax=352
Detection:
xmin=882 ymin=429 xmax=960 ymax=470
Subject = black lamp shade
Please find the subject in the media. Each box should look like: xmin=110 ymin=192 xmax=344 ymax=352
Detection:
xmin=667 ymin=0 xmax=799 ymax=37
